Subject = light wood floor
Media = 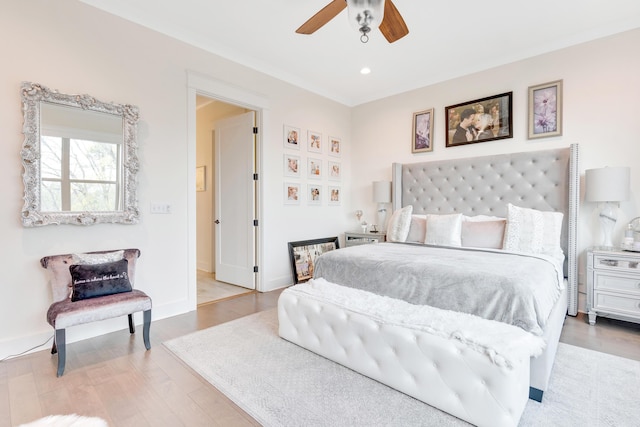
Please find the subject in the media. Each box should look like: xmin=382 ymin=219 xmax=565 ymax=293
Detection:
xmin=1 ymin=290 xmax=639 ymax=427
xmin=196 ymin=271 xmax=254 ymax=306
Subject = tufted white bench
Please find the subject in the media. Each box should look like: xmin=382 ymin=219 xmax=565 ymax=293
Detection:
xmin=278 ymin=279 xmax=546 ymax=427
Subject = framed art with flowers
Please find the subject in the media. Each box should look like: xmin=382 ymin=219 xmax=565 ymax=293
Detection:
xmin=528 ymin=80 xmax=563 ymax=139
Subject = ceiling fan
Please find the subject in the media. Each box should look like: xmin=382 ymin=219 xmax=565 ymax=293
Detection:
xmin=296 ymin=0 xmax=409 ymax=44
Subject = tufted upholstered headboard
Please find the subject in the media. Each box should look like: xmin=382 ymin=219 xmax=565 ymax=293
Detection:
xmin=391 ymin=144 xmax=579 ymax=315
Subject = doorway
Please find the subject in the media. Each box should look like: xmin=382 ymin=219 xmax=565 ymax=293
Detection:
xmin=195 ymin=96 xmax=256 ymax=305
xmin=188 ymin=72 xmax=268 ymax=309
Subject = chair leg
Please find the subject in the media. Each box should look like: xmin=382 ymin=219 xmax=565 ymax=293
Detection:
xmin=128 ymin=313 xmax=135 ymax=334
xmin=143 ymin=309 xmax=151 ymax=350
xmin=55 ymin=329 xmax=66 ymax=377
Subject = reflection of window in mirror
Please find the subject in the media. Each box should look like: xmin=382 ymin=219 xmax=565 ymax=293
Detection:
xmin=21 ymin=81 xmax=139 ymax=226
xmin=40 ymin=103 xmax=123 ymax=212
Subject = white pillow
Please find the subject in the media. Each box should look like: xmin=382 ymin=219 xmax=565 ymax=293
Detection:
xmin=386 ymin=206 xmax=413 ymax=242
xmin=425 ymin=213 xmax=463 ymax=246
xmin=462 ymin=214 xmax=505 ymax=222
xmin=405 ymin=215 xmax=427 ymax=243
xmin=503 ymin=204 xmax=563 ymax=260
xmin=461 ymin=219 xmax=506 ymax=249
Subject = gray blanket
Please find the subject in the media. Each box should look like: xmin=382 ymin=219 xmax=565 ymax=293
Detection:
xmin=313 ymin=243 xmax=564 ymax=335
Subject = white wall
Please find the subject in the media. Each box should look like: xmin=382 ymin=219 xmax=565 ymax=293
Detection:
xmin=0 ymin=0 xmax=351 ymax=358
xmin=1 ymin=1 xmax=637 ymax=358
xmin=350 ymin=28 xmax=640 ymax=310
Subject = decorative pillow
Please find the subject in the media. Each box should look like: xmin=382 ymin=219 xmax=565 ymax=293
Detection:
xmin=462 ymin=214 xmax=505 ymax=222
xmin=72 ymin=250 xmax=124 ymax=265
xmin=405 ymin=215 xmax=427 ymax=243
xmin=424 ymin=213 xmax=463 ymax=246
xmin=69 ymin=259 xmax=132 ymax=302
xmin=503 ymin=204 xmax=564 ymax=259
xmin=386 ymin=206 xmax=413 ymax=242
xmin=461 ymin=219 xmax=506 ymax=249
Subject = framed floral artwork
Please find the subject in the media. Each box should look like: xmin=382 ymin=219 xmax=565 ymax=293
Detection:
xmin=445 ymin=92 xmax=512 ymax=147
xmin=528 ymin=80 xmax=563 ymax=139
xmin=412 ymin=108 xmax=434 ymax=153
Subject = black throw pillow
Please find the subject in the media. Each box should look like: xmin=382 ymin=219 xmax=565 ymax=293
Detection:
xmin=69 ymin=259 xmax=132 ymax=302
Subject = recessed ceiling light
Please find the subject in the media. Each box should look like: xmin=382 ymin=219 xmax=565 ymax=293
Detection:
xmin=360 ymin=67 xmax=371 ymax=75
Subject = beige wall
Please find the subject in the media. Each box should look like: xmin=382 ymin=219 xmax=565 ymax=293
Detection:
xmin=0 ymin=0 xmax=351 ymax=358
xmin=1 ymin=0 xmax=638 ymax=358
xmin=351 ymin=28 xmax=640 ymax=308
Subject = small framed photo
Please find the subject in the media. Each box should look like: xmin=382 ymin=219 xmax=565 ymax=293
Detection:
xmin=307 ymin=184 xmax=322 ymax=205
xmin=284 ymin=182 xmax=300 ymax=205
xmin=284 ymin=124 xmax=300 ymax=150
xmin=328 ymin=161 xmax=341 ymax=181
xmin=195 ymin=166 xmax=206 ymax=192
xmin=329 ymin=136 xmax=341 ymax=157
xmin=445 ymin=92 xmax=513 ymax=147
xmin=308 ymin=158 xmax=322 ymax=179
xmin=528 ymin=80 xmax=563 ymax=139
xmin=288 ymin=236 xmax=339 ymax=284
xmin=308 ymin=130 xmax=322 ymax=153
xmin=412 ymin=108 xmax=434 ymax=153
xmin=328 ymin=186 xmax=341 ymax=205
xmin=284 ymin=154 xmax=300 ymax=177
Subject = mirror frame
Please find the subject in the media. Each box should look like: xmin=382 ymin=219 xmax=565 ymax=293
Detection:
xmin=20 ymin=82 xmax=140 ymax=226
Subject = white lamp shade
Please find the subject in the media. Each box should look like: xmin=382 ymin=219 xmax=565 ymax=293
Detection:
xmin=372 ymin=181 xmax=391 ymax=203
xmin=585 ymin=167 xmax=630 ymax=202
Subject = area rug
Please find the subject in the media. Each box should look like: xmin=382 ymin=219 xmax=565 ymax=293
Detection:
xmin=164 ymin=309 xmax=640 ymax=426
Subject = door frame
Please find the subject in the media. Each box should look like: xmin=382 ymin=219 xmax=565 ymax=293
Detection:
xmin=187 ymin=71 xmax=269 ymax=310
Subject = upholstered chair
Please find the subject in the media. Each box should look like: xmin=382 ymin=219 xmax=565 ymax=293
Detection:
xmin=40 ymin=248 xmax=152 ymax=376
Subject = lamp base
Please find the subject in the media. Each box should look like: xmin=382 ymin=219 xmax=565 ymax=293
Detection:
xmin=377 ymin=203 xmax=388 ymax=233
xmin=598 ymin=202 xmax=618 ymax=248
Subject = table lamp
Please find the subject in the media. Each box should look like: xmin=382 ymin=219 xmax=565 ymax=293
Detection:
xmin=585 ymin=166 xmax=630 ymax=248
xmin=372 ymin=181 xmax=391 ymax=232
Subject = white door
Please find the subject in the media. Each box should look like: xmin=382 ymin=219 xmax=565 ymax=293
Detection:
xmin=214 ymin=111 xmax=256 ymax=289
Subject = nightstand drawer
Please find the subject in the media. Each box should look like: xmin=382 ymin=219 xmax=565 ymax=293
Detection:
xmin=594 ymin=272 xmax=640 ymax=295
xmin=344 ymin=232 xmax=386 ymax=247
xmin=594 ymin=291 xmax=640 ymax=316
xmin=593 ymin=254 xmax=640 ymax=273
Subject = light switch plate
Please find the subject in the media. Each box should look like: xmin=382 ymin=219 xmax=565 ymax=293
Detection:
xmin=150 ymin=203 xmax=172 ymax=214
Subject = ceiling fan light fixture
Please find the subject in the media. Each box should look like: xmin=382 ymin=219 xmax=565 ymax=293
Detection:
xmin=346 ymin=0 xmax=385 ymax=43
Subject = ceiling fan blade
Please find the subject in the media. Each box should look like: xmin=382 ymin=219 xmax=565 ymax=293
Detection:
xmin=296 ymin=0 xmax=348 ymax=35
xmin=379 ymin=0 xmax=409 ymax=43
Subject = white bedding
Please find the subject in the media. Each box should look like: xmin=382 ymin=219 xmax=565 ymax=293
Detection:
xmin=313 ymin=242 xmax=564 ymax=335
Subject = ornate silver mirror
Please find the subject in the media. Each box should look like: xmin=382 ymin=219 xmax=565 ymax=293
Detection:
xmin=21 ymin=82 xmax=139 ymax=226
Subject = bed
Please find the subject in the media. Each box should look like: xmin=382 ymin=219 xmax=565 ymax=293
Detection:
xmin=278 ymin=146 xmax=579 ymax=426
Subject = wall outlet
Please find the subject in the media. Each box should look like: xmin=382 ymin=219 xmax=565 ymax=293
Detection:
xmin=150 ymin=203 xmax=172 ymax=214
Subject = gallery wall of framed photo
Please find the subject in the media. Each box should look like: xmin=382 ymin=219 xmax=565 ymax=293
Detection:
xmin=283 ymin=124 xmax=342 ymax=206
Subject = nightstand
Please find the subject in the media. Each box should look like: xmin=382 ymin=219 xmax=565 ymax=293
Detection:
xmin=344 ymin=231 xmax=386 ymax=247
xmin=586 ymin=247 xmax=640 ymax=326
